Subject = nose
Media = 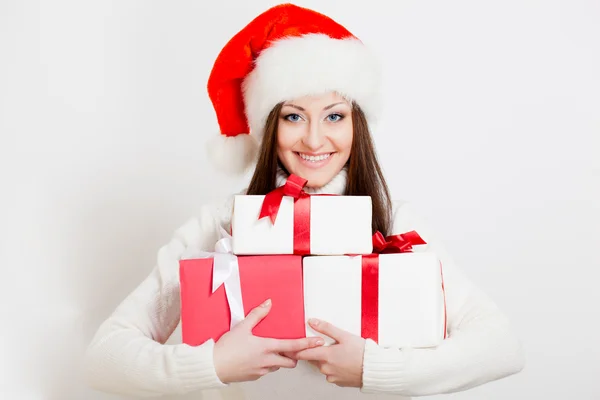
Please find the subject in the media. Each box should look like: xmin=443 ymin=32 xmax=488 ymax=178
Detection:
xmin=301 ymin=120 xmax=326 ymax=151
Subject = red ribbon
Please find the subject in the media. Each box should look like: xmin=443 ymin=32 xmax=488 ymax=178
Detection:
xmin=361 ymin=230 xmax=447 ymax=343
xmin=258 ymin=174 xmax=311 ymax=255
xmin=361 ymin=253 xmax=380 ymax=342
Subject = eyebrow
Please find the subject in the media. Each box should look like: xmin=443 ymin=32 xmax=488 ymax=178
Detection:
xmin=282 ymin=102 xmax=347 ymax=112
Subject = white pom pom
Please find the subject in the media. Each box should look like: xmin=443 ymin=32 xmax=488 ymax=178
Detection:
xmin=207 ymin=133 xmax=259 ymax=175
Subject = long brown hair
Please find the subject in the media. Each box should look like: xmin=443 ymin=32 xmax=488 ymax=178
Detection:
xmin=246 ymin=101 xmax=393 ymax=236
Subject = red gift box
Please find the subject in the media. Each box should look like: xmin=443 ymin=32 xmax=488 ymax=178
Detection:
xmin=180 ymin=254 xmax=306 ymax=346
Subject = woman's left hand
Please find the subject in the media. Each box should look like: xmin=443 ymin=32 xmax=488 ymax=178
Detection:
xmin=287 ymin=318 xmax=366 ymax=387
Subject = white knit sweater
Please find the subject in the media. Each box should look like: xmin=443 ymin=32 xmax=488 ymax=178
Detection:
xmin=84 ymin=169 xmax=525 ymax=399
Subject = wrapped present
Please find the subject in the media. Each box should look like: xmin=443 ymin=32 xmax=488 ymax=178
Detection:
xmin=303 ymin=231 xmax=447 ymax=348
xmin=231 ymin=174 xmax=373 ymax=255
xmin=179 ymin=229 xmax=306 ymax=346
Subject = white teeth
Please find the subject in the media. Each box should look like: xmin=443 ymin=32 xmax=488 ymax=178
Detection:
xmin=299 ymin=153 xmax=331 ymax=162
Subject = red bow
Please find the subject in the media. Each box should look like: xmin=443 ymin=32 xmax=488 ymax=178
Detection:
xmin=258 ymin=174 xmax=311 ymax=254
xmin=372 ymin=230 xmax=427 ymax=254
xmin=259 ymin=174 xmax=309 ymax=224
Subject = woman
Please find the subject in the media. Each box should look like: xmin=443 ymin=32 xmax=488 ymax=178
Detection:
xmin=84 ymin=4 xmax=525 ymax=399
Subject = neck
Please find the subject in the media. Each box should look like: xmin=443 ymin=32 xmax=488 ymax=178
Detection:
xmin=276 ymin=167 xmax=348 ymax=195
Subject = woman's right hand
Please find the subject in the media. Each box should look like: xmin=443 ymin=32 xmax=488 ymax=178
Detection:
xmin=213 ymin=299 xmax=324 ymax=383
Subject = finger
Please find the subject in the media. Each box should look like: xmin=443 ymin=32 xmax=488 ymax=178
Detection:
xmin=280 ymin=351 xmax=305 ymax=360
xmin=290 ymin=346 xmax=329 ymax=362
xmin=308 ymin=319 xmax=347 ymax=342
xmin=256 ymin=366 xmax=281 ymax=378
xmin=319 ymin=363 xmax=332 ymax=376
xmin=266 ymin=336 xmax=324 ymax=353
xmin=281 ymin=351 xmax=296 ymax=359
xmin=237 ymin=299 xmax=272 ymax=331
xmin=265 ymin=354 xmax=298 ymax=369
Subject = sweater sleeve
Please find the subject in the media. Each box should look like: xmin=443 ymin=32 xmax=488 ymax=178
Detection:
xmin=84 ymin=201 xmax=234 ymax=397
xmin=360 ymin=201 xmax=525 ymax=396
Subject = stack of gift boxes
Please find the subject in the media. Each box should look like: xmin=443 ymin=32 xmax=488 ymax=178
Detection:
xmin=179 ymin=175 xmax=447 ymax=350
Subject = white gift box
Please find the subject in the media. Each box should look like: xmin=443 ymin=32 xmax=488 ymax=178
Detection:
xmin=303 ymin=253 xmax=446 ymax=348
xmin=231 ymin=194 xmax=373 ymax=255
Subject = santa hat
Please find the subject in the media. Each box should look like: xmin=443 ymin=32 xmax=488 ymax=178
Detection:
xmin=206 ymin=3 xmax=381 ymax=174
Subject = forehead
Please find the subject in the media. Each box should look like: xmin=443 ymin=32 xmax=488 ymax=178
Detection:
xmin=283 ymin=92 xmax=351 ymax=109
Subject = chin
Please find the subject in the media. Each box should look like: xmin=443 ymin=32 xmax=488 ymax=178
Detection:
xmin=294 ymin=167 xmax=338 ymax=189
xmin=305 ymin=178 xmax=330 ymax=188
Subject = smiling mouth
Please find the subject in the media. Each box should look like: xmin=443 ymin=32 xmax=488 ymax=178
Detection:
xmin=296 ymin=152 xmax=333 ymax=162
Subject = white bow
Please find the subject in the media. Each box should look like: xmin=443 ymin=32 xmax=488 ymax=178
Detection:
xmin=181 ymin=227 xmax=245 ymax=328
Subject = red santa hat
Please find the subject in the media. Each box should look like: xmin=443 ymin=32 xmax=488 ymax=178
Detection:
xmin=206 ymin=3 xmax=381 ymax=174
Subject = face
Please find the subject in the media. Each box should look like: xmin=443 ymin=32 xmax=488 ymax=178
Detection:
xmin=276 ymin=92 xmax=353 ymax=188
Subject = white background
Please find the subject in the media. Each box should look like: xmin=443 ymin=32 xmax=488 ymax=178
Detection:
xmin=1 ymin=0 xmax=599 ymax=399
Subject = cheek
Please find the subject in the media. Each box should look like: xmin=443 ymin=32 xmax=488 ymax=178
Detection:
xmin=333 ymin=125 xmax=353 ymax=154
xmin=341 ymin=133 xmax=353 ymax=153
xmin=276 ymin=125 xmax=298 ymax=151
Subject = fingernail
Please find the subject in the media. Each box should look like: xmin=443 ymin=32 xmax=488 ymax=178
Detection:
xmin=309 ymin=318 xmax=319 ymax=326
xmin=315 ymin=338 xmax=324 ymax=346
xmin=262 ymin=299 xmax=271 ymax=307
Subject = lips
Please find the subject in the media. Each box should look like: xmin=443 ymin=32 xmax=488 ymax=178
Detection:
xmin=297 ymin=152 xmax=333 ymax=162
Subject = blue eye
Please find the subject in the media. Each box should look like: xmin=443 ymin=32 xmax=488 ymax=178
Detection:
xmin=285 ymin=113 xmax=301 ymax=122
xmin=327 ymin=113 xmax=343 ymax=122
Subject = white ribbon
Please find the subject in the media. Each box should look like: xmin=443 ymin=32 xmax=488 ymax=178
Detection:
xmin=181 ymin=227 xmax=245 ymax=329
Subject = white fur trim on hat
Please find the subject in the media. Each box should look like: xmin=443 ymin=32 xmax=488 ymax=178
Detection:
xmin=242 ymin=33 xmax=382 ymax=140
xmin=207 ymin=132 xmax=259 ymax=175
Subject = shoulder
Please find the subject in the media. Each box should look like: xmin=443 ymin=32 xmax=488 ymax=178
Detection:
xmin=389 ymin=199 xmax=452 ymax=259
xmin=389 ymin=199 xmax=425 ymax=235
xmin=168 ymin=187 xmax=248 ymax=253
